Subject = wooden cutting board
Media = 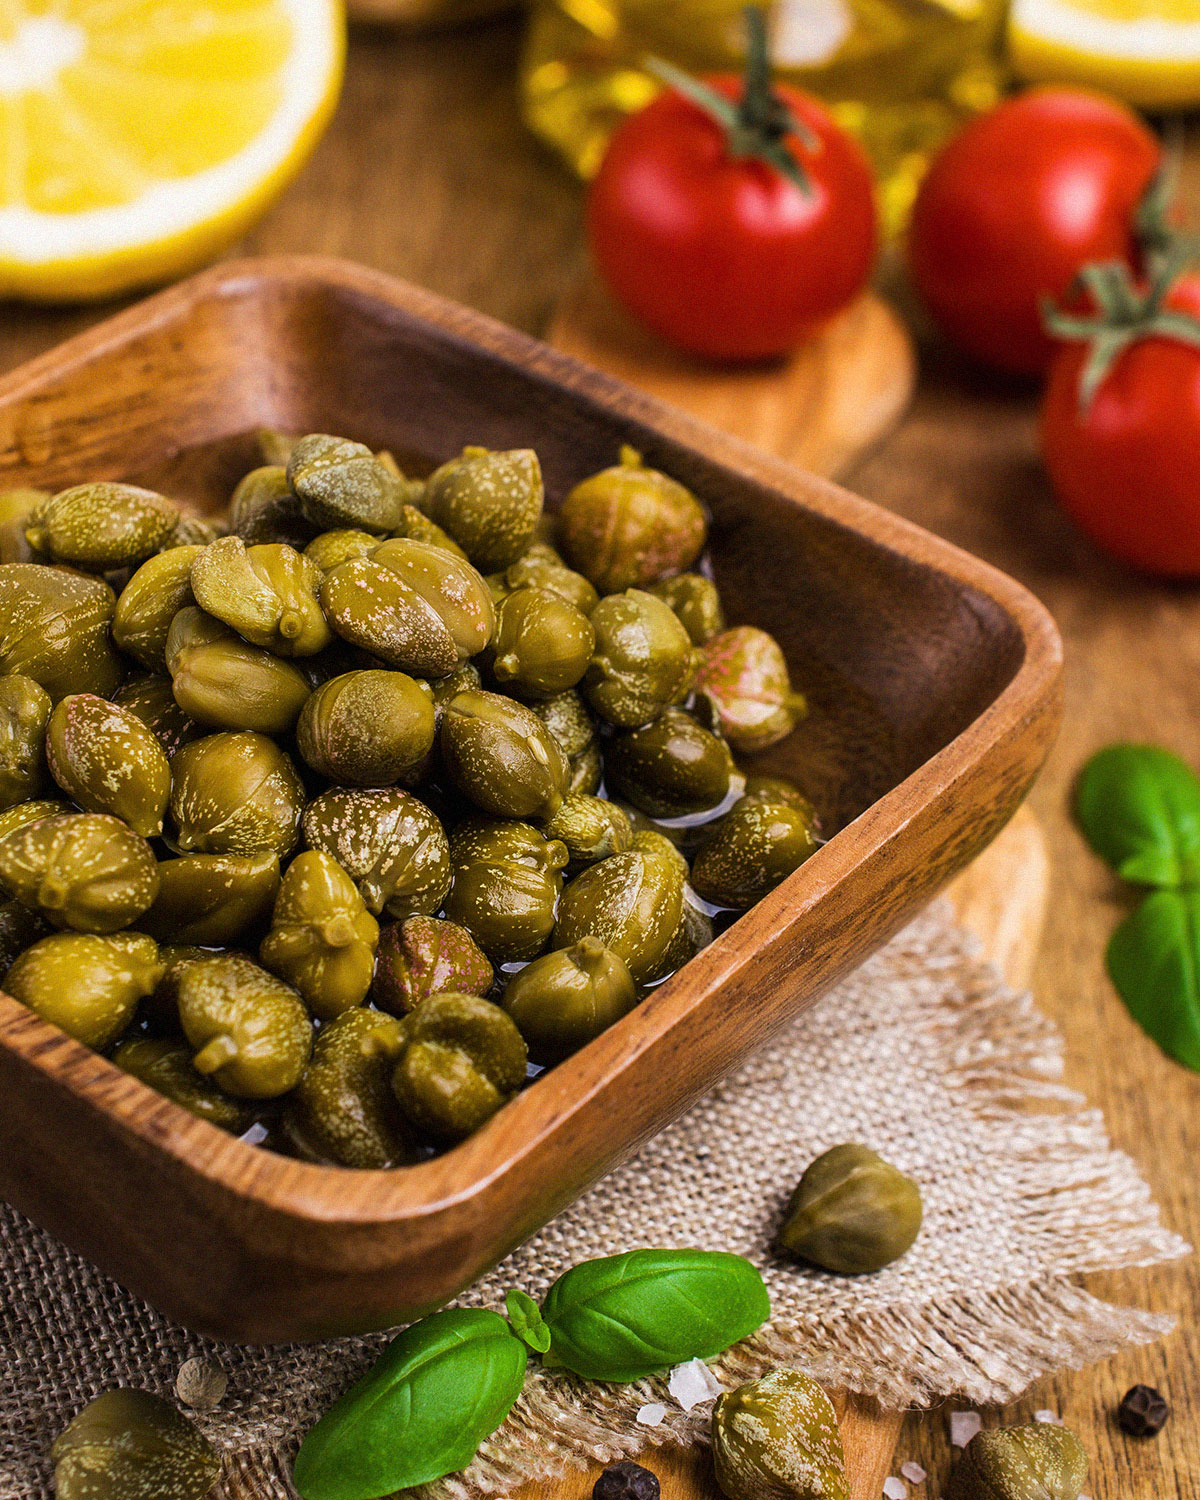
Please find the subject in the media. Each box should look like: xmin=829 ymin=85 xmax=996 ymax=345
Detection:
xmin=521 ymin=805 xmax=1050 ymax=1500
xmin=547 ymin=270 xmax=917 ymax=480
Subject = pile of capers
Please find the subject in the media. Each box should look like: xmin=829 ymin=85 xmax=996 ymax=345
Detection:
xmin=0 ymin=433 xmax=818 ymax=1168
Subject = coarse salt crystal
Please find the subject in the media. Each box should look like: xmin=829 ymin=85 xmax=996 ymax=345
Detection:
xmin=883 ymin=1479 xmax=908 ymax=1500
xmin=636 ymin=1403 xmax=667 ymax=1426
xmin=950 ymin=1411 xmax=982 ymax=1447
xmin=1034 ymin=1409 xmax=1061 ymax=1424
xmin=668 ymin=1358 xmax=724 ymax=1411
xmin=900 ymin=1462 xmax=927 ymax=1485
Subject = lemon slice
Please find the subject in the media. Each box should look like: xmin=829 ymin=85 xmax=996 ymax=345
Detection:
xmin=1009 ymin=0 xmax=1200 ymax=110
xmin=0 ymin=0 xmax=344 ymax=302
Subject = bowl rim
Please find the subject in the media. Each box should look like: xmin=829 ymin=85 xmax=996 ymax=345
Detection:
xmin=0 ymin=255 xmax=1063 ymax=1226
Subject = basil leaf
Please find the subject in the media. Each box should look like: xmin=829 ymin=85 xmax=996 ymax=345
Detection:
xmin=540 ymin=1248 xmax=770 ymax=1382
xmin=1107 ymin=890 xmax=1200 ymax=1072
xmin=292 ymin=1308 xmax=527 ymax=1500
xmin=505 ymin=1288 xmax=551 ymax=1354
xmin=1075 ymin=744 xmax=1200 ymax=888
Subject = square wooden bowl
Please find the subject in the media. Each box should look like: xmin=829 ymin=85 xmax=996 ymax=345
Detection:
xmin=0 ymin=258 xmax=1061 ymax=1343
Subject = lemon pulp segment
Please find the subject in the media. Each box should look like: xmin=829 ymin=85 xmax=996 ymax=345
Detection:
xmin=0 ymin=0 xmax=345 ymax=300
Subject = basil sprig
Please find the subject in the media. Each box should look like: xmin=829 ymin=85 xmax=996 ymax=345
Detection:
xmin=1075 ymin=744 xmax=1200 ymax=1070
xmin=505 ymin=1287 xmax=551 ymax=1353
xmin=292 ymin=1248 xmax=770 ymax=1498
xmin=292 ymin=1308 xmax=527 ymax=1500
xmin=530 ymin=1247 xmax=770 ymax=1381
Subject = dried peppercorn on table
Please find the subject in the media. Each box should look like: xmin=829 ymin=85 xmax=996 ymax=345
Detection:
xmin=1 ymin=19 xmax=1197 ymax=1500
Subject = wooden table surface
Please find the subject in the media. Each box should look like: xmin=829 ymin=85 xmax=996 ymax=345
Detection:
xmin=3 ymin=19 xmax=1197 ymax=1499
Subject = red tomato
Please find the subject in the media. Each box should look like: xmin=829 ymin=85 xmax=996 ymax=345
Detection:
xmin=908 ymin=89 xmax=1161 ymax=376
xmin=587 ymin=80 xmax=877 ymax=363
xmin=1041 ymin=273 xmax=1200 ymax=576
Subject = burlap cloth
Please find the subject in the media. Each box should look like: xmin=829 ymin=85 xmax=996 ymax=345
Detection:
xmin=0 ymin=905 xmax=1189 ymax=1499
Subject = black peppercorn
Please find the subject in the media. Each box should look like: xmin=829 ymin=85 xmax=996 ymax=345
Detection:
xmin=1117 ymin=1384 xmax=1170 ymax=1437
xmin=593 ymin=1460 xmax=661 ymax=1500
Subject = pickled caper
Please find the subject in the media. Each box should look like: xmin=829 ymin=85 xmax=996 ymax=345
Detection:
xmin=776 ymin=1143 xmax=923 ymax=1274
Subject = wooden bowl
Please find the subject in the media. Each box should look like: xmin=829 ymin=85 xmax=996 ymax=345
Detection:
xmin=0 ymin=258 xmax=1061 ymax=1343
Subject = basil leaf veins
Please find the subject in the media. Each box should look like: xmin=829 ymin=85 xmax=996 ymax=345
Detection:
xmin=1075 ymin=744 xmax=1200 ymax=888
xmin=539 ymin=1247 xmax=769 ymax=1382
xmin=292 ymin=1307 xmax=527 ymax=1500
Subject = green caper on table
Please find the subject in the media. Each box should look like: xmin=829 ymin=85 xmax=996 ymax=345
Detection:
xmin=712 ymin=1368 xmax=849 ymax=1500
xmin=0 ymin=434 xmax=822 ymax=1166
xmin=52 ymin=1388 xmax=220 ymax=1500
xmin=776 ymin=1143 xmax=923 ymax=1274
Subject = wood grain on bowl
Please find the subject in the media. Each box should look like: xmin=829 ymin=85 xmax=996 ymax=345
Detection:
xmin=0 ymin=258 xmax=1061 ymax=1343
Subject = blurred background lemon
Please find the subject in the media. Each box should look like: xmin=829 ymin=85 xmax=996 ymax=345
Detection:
xmin=1008 ymin=0 xmax=1200 ymax=107
xmin=0 ymin=0 xmax=344 ymax=301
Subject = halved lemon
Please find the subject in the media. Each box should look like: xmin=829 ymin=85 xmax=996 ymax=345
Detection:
xmin=1009 ymin=0 xmax=1200 ymax=110
xmin=0 ymin=0 xmax=345 ymax=302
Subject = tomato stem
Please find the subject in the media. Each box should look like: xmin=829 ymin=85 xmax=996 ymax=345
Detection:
xmin=739 ymin=7 xmax=776 ymax=137
xmin=644 ymin=6 xmax=816 ymax=196
xmin=1136 ymin=155 xmax=1179 ymax=270
xmin=1045 ymin=239 xmax=1200 ymax=412
xmin=1135 ymin=130 xmax=1200 ymax=278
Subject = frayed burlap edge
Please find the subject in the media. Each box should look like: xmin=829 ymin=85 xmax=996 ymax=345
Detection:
xmin=208 ymin=908 xmax=1190 ymax=1500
